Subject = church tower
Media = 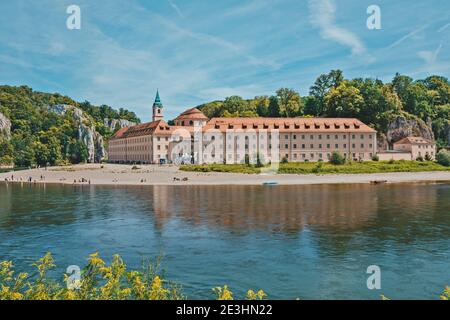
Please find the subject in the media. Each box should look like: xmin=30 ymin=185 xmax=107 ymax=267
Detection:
xmin=152 ymin=90 xmax=164 ymax=122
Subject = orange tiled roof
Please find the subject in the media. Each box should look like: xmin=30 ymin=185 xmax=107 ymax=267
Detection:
xmin=174 ymin=108 xmax=209 ymax=121
xmin=111 ymin=116 xmax=376 ymax=140
xmin=203 ymin=118 xmax=376 ymax=133
xmin=110 ymin=120 xmax=173 ymax=139
xmin=394 ymin=136 xmax=434 ymax=145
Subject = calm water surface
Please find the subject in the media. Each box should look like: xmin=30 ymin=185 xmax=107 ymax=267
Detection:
xmin=0 ymin=182 xmax=449 ymax=299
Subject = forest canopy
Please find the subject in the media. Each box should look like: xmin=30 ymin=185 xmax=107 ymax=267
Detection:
xmin=197 ymin=71 xmax=450 ymax=148
xmin=0 ymin=85 xmax=140 ymax=167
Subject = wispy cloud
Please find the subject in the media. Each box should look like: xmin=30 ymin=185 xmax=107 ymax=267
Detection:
xmin=386 ymin=25 xmax=428 ymax=50
xmin=438 ymin=22 xmax=450 ymax=33
xmin=308 ymin=0 xmax=366 ymax=55
xmin=418 ymin=42 xmax=442 ymax=67
xmin=167 ymin=0 xmax=184 ymax=18
xmin=223 ymin=0 xmax=275 ymax=17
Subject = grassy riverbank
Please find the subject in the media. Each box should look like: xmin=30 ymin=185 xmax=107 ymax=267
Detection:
xmin=180 ymin=160 xmax=450 ymax=175
xmin=0 ymin=253 xmax=448 ymax=300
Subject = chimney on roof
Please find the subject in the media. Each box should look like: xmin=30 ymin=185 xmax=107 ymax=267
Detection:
xmin=152 ymin=89 xmax=164 ymax=122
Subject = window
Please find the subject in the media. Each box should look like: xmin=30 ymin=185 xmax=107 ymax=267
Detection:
xmin=327 ymin=144 xmax=330 ymax=149
xmin=293 ymin=144 xmax=297 ymax=149
xmin=319 ymin=144 xmax=322 ymax=148
xmin=352 ymin=144 xmax=356 ymax=148
xmin=361 ymin=144 xmax=364 ymax=148
xmin=310 ymin=144 xmax=314 ymax=149
xmin=302 ymin=144 xmax=305 ymax=149
xmin=318 ymin=135 xmax=322 ymax=140
xmin=335 ymin=144 xmax=338 ymax=148
xmin=285 ymin=135 xmax=289 ymax=139
xmin=352 ymin=135 xmax=356 ymax=139
xmin=293 ymin=135 xmax=297 ymax=139
xmin=310 ymin=135 xmax=314 ymax=139
xmin=360 ymin=134 xmax=364 ymax=139
xmin=285 ymin=144 xmax=289 ymax=149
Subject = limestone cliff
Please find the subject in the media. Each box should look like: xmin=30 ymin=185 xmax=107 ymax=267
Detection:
xmin=104 ymin=118 xmax=136 ymax=132
xmin=48 ymin=105 xmax=106 ymax=163
xmin=378 ymin=114 xmax=435 ymax=150
xmin=0 ymin=112 xmax=11 ymax=139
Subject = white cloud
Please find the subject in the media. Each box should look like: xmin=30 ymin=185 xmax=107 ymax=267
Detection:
xmin=308 ymin=0 xmax=366 ymax=55
xmin=167 ymin=0 xmax=184 ymax=18
xmin=418 ymin=42 xmax=442 ymax=69
xmin=386 ymin=25 xmax=428 ymax=50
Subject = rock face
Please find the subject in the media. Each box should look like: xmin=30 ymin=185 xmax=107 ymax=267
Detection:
xmin=104 ymin=118 xmax=135 ymax=132
xmin=49 ymin=105 xmax=107 ymax=163
xmin=379 ymin=115 xmax=435 ymax=150
xmin=0 ymin=112 xmax=11 ymax=139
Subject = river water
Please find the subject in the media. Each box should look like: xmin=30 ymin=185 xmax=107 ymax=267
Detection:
xmin=0 ymin=182 xmax=449 ymax=299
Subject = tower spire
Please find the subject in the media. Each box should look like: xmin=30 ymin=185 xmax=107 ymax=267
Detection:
xmin=152 ymin=89 xmax=164 ymax=121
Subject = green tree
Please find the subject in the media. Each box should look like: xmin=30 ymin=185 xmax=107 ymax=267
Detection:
xmin=324 ymin=81 xmax=364 ymax=117
xmin=276 ymin=88 xmax=303 ymax=117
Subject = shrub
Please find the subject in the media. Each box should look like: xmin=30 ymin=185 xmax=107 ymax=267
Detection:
xmin=281 ymin=156 xmax=288 ymax=163
xmin=0 ymin=253 xmax=266 ymax=300
xmin=244 ymin=154 xmax=250 ymax=166
xmin=416 ymin=156 xmax=424 ymax=162
xmin=424 ymin=153 xmax=433 ymax=161
xmin=388 ymin=158 xmax=395 ymax=164
xmin=372 ymin=155 xmax=379 ymax=161
xmin=329 ymin=151 xmax=345 ymax=165
xmin=436 ymin=149 xmax=450 ymax=167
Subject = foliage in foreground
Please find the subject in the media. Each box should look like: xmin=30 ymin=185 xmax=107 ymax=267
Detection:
xmin=0 ymin=253 xmax=266 ymax=300
xmin=180 ymin=160 xmax=450 ymax=175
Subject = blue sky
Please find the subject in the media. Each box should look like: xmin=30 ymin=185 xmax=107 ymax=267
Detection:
xmin=0 ymin=0 xmax=449 ymax=121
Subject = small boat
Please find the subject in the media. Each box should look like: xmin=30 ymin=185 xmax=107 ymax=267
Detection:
xmin=370 ymin=180 xmax=388 ymax=185
xmin=263 ymin=181 xmax=279 ymax=186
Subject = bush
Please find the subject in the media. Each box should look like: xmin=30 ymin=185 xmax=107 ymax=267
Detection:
xmin=424 ymin=153 xmax=433 ymax=161
xmin=0 ymin=253 xmax=267 ymax=300
xmin=371 ymin=155 xmax=379 ymax=161
xmin=416 ymin=156 xmax=424 ymax=162
xmin=281 ymin=156 xmax=288 ymax=163
xmin=436 ymin=149 xmax=450 ymax=167
xmin=329 ymin=151 xmax=345 ymax=165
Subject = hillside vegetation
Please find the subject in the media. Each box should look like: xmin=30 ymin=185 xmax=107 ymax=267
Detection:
xmin=197 ymin=71 xmax=450 ymax=149
xmin=0 ymin=85 xmax=140 ymax=166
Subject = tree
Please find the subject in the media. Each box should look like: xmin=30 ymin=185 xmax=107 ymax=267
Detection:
xmin=276 ymin=88 xmax=303 ymax=117
xmin=222 ymin=96 xmax=248 ymax=115
xmin=254 ymin=96 xmax=270 ymax=117
xmin=436 ymin=149 xmax=450 ymax=167
xmin=330 ymin=151 xmax=345 ymax=165
xmin=309 ymin=70 xmax=344 ymax=116
xmin=392 ymin=73 xmax=413 ymax=104
xmin=268 ymin=96 xmax=280 ymax=117
xmin=324 ymin=81 xmax=364 ymax=117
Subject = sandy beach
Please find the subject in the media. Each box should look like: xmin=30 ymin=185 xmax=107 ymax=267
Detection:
xmin=1 ymin=163 xmax=450 ymax=186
